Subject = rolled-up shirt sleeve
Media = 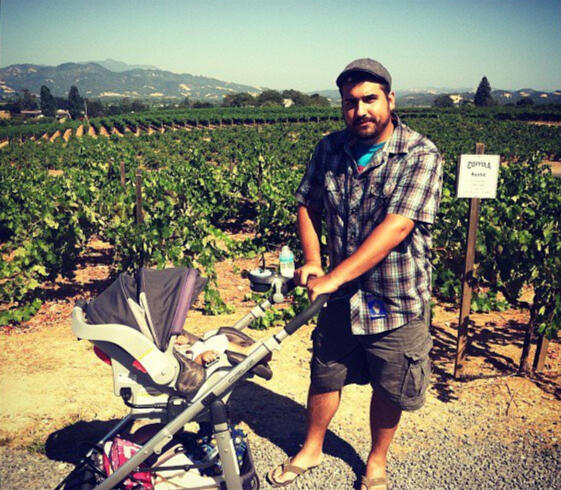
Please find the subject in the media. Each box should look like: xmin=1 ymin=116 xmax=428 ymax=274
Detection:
xmin=295 ymin=145 xmax=324 ymax=214
xmin=386 ymin=150 xmax=443 ymax=224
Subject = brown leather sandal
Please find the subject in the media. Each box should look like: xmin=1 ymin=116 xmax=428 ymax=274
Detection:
xmin=266 ymin=458 xmax=320 ymax=488
xmin=361 ymin=475 xmax=389 ymax=490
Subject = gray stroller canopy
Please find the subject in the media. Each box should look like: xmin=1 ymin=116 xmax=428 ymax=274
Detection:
xmin=85 ymin=268 xmax=206 ymax=350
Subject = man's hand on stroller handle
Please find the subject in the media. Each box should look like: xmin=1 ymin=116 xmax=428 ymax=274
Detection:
xmin=294 ymin=263 xmax=324 ymax=287
xmin=295 ymin=263 xmax=342 ymax=302
xmin=306 ymin=273 xmax=342 ymax=302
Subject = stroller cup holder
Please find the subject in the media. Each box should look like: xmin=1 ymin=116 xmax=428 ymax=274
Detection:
xmin=248 ymin=268 xmax=294 ymax=303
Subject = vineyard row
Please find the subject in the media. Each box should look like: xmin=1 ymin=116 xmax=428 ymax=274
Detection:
xmin=2 ymin=105 xmax=561 ymax=143
xmin=1 ymin=115 xmax=560 ymax=353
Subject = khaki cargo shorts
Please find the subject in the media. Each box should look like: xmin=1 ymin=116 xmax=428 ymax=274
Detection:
xmin=310 ymin=298 xmax=432 ymax=411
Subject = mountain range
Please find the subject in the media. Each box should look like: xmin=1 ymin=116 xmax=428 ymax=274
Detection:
xmin=1 ymin=60 xmax=560 ymax=106
xmin=316 ymin=88 xmax=561 ymax=107
xmin=0 ymin=60 xmax=261 ymax=102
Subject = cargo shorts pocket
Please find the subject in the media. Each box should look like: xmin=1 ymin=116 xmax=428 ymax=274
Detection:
xmin=401 ymin=336 xmax=433 ymax=404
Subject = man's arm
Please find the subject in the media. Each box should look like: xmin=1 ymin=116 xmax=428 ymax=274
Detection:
xmin=306 ymin=213 xmax=414 ymax=301
xmin=294 ymin=204 xmax=325 ymax=286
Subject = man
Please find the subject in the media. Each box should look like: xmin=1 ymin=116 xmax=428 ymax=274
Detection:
xmin=267 ymin=59 xmax=443 ymax=489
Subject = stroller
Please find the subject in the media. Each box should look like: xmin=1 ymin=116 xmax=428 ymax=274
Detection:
xmin=56 ymin=267 xmax=327 ymax=490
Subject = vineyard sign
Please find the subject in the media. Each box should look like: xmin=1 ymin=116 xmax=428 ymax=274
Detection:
xmin=456 ymin=154 xmax=500 ymax=199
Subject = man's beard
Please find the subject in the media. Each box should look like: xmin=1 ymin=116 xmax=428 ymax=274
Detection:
xmin=348 ymin=112 xmax=391 ymax=142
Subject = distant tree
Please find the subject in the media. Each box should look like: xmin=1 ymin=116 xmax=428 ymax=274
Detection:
xmin=86 ymin=99 xmax=105 ymax=118
xmin=256 ymin=90 xmax=284 ymax=106
xmin=8 ymin=89 xmax=38 ymax=114
xmin=222 ymin=92 xmax=255 ymax=107
xmin=21 ymin=89 xmax=38 ymax=110
xmin=474 ymin=76 xmax=493 ymax=107
xmin=68 ymin=86 xmax=84 ymax=119
xmin=517 ymin=96 xmax=534 ymax=107
xmin=193 ymin=101 xmax=215 ymax=108
xmin=7 ymin=99 xmax=22 ymax=114
xmin=282 ymin=89 xmax=310 ymax=106
xmin=120 ymin=97 xmax=132 ymax=113
xmin=308 ymin=93 xmax=330 ymax=107
xmin=55 ymin=96 xmax=69 ymax=110
xmin=131 ymin=100 xmax=148 ymax=112
xmin=433 ymin=94 xmax=454 ymax=108
xmin=180 ymin=97 xmax=191 ymax=107
xmin=280 ymin=90 xmax=330 ymax=107
xmin=106 ymin=104 xmax=122 ymax=115
xmin=40 ymin=86 xmax=56 ymax=117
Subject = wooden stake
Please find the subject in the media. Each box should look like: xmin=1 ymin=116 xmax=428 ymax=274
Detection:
xmin=533 ymin=335 xmax=550 ymax=372
xmin=454 ymin=142 xmax=485 ymax=379
xmin=135 ymin=169 xmax=143 ymax=225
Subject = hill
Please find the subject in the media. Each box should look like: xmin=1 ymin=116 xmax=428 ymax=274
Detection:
xmin=1 ymin=61 xmax=560 ymax=106
xmin=0 ymin=62 xmax=261 ymax=102
xmin=317 ymin=88 xmax=561 ymax=107
xmin=77 ymin=59 xmax=160 ymax=72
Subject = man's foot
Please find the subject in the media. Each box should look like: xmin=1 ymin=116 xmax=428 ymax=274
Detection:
xmin=361 ymin=475 xmax=388 ymax=490
xmin=266 ymin=453 xmax=323 ymax=487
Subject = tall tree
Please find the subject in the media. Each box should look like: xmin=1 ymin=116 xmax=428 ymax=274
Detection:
xmin=21 ymin=89 xmax=38 ymax=110
xmin=517 ymin=97 xmax=534 ymax=107
xmin=131 ymin=100 xmax=147 ymax=112
xmin=433 ymin=94 xmax=454 ymax=108
xmin=86 ymin=99 xmax=105 ymax=118
xmin=192 ymin=101 xmax=214 ymax=108
xmin=120 ymin=97 xmax=132 ymax=113
xmin=40 ymin=85 xmax=57 ymax=117
xmin=256 ymin=90 xmax=284 ymax=106
xmin=222 ymin=92 xmax=255 ymax=107
xmin=474 ymin=76 xmax=493 ymax=107
xmin=308 ymin=93 xmax=330 ymax=107
xmin=68 ymin=85 xmax=84 ymax=119
xmin=282 ymin=89 xmax=310 ymax=106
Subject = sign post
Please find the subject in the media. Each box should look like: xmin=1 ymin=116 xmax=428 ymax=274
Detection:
xmin=453 ymin=143 xmax=500 ymax=379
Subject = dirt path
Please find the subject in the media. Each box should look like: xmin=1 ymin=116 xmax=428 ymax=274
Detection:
xmin=62 ymin=128 xmax=73 ymax=142
xmin=543 ymin=160 xmax=561 ymax=178
xmin=529 ymin=120 xmax=561 ymax=127
xmin=97 ymin=125 xmax=110 ymax=137
xmin=49 ymin=130 xmax=61 ymax=142
xmin=0 ymin=239 xmax=559 ymax=465
xmin=5 ymin=119 xmax=322 ymax=147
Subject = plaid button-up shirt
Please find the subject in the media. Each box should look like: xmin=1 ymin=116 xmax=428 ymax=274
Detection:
xmin=295 ymin=114 xmax=443 ymax=334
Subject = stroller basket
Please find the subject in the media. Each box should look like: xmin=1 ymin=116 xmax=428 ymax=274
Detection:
xmin=57 ymin=267 xmax=328 ymax=490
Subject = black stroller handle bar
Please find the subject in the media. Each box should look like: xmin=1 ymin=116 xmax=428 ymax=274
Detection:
xmin=284 ymin=293 xmax=329 ymax=335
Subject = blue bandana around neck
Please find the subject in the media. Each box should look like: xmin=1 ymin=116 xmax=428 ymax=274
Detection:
xmin=353 ymin=141 xmax=386 ymax=172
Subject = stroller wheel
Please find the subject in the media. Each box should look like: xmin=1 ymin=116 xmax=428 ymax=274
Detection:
xmin=250 ymin=474 xmax=260 ymax=490
xmin=58 ymin=465 xmax=98 ymax=490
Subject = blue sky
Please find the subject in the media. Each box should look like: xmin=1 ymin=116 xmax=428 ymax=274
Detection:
xmin=1 ymin=0 xmax=560 ymax=92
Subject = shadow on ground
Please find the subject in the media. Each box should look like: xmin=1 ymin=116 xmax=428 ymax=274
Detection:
xmin=45 ymin=381 xmax=366 ymax=483
xmin=45 ymin=419 xmax=123 ymax=464
xmin=40 ymin=243 xmax=115 ymax=303
xmin=429 ymin=314 xmax=560 ymax=402
xmin=230 ymin=381 xmax=366 ymax=479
